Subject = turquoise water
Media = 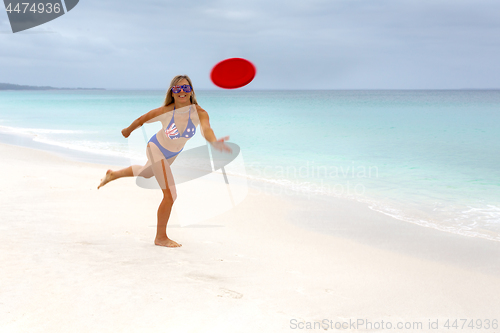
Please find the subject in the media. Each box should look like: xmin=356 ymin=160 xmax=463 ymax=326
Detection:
xmin=1 ymin=90 xmax=499 ymax=240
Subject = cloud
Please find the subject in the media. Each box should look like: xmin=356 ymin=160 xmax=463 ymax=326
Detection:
xmin=0 ymin=0 xmax=499 ymax=89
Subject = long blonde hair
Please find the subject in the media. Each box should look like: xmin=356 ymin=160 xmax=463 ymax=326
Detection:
xmin=163 ymin=75 xmax=198 ymax=106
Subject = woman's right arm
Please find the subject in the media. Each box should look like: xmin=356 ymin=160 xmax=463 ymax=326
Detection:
xmin=121 ymin=106 xmax=168 ymax=138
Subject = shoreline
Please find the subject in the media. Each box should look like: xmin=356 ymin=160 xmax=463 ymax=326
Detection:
xmin=1 ymin=129 xmax=500 ymax=245
xmin=0 ymin=129 xmax=131 ymax=166
xmin=1 ymin=141 xmax=500 ymax=331
xmin=1 ymin=88 xmax=499 ymax=245
xmin=1 ymin=139 xmax=500 ymax=271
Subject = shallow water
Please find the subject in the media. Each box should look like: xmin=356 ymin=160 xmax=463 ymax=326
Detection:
xmin=1 ymin=89 xmax=499 ymax=240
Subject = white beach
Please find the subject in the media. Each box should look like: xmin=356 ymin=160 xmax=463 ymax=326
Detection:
xmin=1 ymin=142 xmax=500 ymax=333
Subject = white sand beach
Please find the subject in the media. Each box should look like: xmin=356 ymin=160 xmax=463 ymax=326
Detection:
xmin=1 ymin=142 xmax=500 ymax=333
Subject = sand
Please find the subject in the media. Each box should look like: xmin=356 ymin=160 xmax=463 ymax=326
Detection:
xmin=1 ymin=142 xmax=500 ymax=333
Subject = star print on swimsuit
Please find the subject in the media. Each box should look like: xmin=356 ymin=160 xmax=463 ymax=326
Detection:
xmin=165 ymin=123 xmax=179 ymax=139
xmin=165 ymin=106 xmax=197 ymax=140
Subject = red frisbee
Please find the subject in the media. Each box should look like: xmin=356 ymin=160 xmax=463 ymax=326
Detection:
xmin=210 ymin=58 xmax=256 ymax=89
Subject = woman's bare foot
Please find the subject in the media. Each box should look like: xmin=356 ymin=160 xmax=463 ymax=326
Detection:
xmin=97 ymin=170 xmax=114 ymax=189
xmin=154 ymin=236 xmax=182 ymax=247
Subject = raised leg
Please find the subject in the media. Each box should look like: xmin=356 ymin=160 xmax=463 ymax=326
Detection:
xmin=97 ymin=164 xmax=155 ymax=189
xmin=98 ymin=166 xmax=134 ymax=189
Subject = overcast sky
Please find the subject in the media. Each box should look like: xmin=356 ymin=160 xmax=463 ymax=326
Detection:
xmin=1 ymin=0 xmax=499 ymax=90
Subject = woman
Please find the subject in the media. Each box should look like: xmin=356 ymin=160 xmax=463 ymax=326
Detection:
xmin=97 ymin=75 xmax=232 ymax=248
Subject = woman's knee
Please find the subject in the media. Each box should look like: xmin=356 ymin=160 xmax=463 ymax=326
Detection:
xmin=161 ymin=197 xmax=174 ymax=208
xmin=143 ymin=172 xmax=154 ymax=179
xmin=162 ymin=189 xmax=175 ymax=203
xmin=134 ymin=165 xmax=154 ymax=179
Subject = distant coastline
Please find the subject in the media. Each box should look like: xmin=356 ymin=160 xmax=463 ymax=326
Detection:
xmin=0 ymin=83 xmax=105 ymax=91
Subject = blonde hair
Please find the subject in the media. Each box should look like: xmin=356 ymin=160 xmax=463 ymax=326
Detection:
xmin=163 ymin=75 xmax=198 ymax=106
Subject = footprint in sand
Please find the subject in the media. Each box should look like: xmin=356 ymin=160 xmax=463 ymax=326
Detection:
xmin=217 ymin=288 xmax=243 ymax=299
xmin=325 ymin=289 xmax=349 ymax=299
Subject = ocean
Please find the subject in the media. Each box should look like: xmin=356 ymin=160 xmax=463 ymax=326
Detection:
xmin=1 ymin=89 xmax=499 ymax=241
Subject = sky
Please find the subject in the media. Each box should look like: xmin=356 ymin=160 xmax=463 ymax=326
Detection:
xmin=1 ymin=0 xmax=499 ymax=90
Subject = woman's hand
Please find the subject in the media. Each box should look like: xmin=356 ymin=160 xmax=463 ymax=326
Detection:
xmin=210 ymin=136 xmax=232 ymax=153
xmin=121 ymin=127 xmax=131 ymax=138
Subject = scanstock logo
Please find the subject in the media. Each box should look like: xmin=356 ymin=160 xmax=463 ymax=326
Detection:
xmin=3 ymin=0 xmax=79 ymax=33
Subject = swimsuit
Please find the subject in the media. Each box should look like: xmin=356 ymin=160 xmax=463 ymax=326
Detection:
xmin=148 ymin=106 xmax=196 ymax=159
xmin=148 ymin=134 xmax=183 ymax=159
xmin=165 ymin=106 xmax=196 ymax=139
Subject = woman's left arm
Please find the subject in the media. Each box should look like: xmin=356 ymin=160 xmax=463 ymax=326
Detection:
xmin=197 ymin=106 xmax=232 ymax=152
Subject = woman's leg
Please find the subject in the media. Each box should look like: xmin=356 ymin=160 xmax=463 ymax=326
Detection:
xmin=145 ymin=143 xmax=181 ymax=246
xmin=151 ymin=159 xmax=181 ymax=247
xmin=99 ymin=142 xmax=181 ymax=247
xmin=154 ymin=188 xmax=181 ymax=247
xmin=97 ymin=165 xmax=153 ymax=189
